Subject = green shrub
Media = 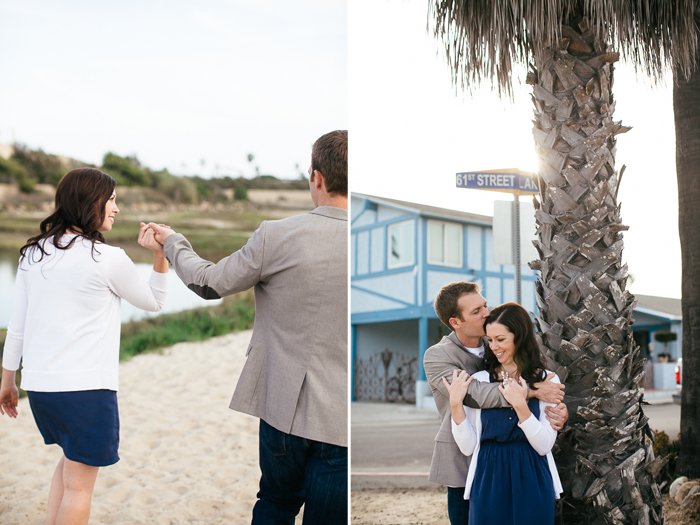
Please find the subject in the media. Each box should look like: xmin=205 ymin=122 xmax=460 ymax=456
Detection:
xmin=652 ymin=429 xmax=681 ymax=483
xmin=102 ymin=152 xmax=151 ymax=187
xmin=151 ymin=169 xmax=198 ymax=204
xmin=234 ymin=185 xmax=248 ymax=200
xmin=119 ymin=292 xmax=255 ymax=359
xmin=0 ymin=157 xmax=34 ymax=192
xmin=11 ymin=144 xmax=65 ymax=186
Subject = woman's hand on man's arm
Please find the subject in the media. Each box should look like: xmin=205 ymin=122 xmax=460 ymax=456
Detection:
xmin=442 ymin=369 xmax=473 ymax=425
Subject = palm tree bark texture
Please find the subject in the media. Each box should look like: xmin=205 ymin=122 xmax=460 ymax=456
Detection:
xmin=526 ymin=17 xmax=666 ymax=525
xmin=429 ymin=1 xmax=698 ymax=523
xmin=673 ymin=1 xmax=700 ymax=480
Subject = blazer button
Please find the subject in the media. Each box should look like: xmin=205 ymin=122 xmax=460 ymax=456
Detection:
xmin=509 ymin=417 xmax=513 ymax=420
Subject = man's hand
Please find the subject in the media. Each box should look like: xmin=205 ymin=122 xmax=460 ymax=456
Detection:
xmin=146 ymin=222 xmax=175 ymax=245
xmin=545 ymin=403 xmax=568 ymax=431
xmin=532 ymin=373 xmax=565 ymax=404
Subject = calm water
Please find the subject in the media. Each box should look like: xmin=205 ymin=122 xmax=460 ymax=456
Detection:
xmin=0 ymin=250 xmax=222 ymax=329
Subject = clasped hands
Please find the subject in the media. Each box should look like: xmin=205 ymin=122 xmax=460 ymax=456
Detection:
xmin=137 ymin=222 xmax=175 ymax=252
xmin=442 ymin=369 xmax=568 ymax=431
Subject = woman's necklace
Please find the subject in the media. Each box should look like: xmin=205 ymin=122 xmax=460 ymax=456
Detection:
xmin=499 ymin=367 xmax=520 ymax=383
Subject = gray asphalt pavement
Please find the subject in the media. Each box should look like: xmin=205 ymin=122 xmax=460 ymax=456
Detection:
xmin=351 ymin=397 xmax=680 ymax=490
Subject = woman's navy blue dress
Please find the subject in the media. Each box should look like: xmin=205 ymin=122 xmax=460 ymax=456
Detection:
xmin=469 ymin=384 xmax=554 ymax=525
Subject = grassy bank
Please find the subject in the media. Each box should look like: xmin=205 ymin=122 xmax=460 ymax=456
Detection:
xmin=119 ymin=291 xmax=255 ymax=359
xmin=0 ymin=291 xmax=255 ymax=399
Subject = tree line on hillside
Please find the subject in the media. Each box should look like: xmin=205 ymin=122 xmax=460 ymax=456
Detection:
xmin=0 ymin=145 xmax=308 ymax=204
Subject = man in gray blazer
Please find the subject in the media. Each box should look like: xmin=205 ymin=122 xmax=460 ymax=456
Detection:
xmin=147 ymin=130 xmax=348 ymax=524
xmin=424 ymin=281 xmax=567 ymax=524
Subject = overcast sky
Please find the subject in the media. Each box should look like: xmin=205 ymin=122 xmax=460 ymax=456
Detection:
xmin=0 ymin=0 xmax=347 ymax=179
xmin=349 ymin=0 xmax=681 ymax=299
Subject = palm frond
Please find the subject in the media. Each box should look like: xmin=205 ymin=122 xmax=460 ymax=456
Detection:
xmin=429 ymin=0 xmax=698 ymax=95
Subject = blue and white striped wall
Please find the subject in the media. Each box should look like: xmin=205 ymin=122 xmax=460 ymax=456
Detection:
xmin=350 ymin=194 xmax=538 ymax=407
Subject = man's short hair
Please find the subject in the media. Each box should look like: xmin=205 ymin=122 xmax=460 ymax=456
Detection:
xmin=312 ymin=130 xmax=347 ymax=197
xmin=434 ymin=282 xmax=480 ymax=328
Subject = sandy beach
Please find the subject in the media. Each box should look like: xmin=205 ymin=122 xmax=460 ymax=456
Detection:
xmin=351 ymin=488 xmax=694 ymax=525
xmin=0 ymin=330 xmax=303 ymax=525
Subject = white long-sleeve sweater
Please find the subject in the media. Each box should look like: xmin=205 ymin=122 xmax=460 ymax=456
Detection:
xmin=2 ymin=235 xmax=168 ymax=392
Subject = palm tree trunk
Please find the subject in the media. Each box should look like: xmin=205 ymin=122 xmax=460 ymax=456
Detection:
xmin=673 ymin=15 xmax=700 ymax=479
xmin=528 ymin=14 xmax=665 ymax=525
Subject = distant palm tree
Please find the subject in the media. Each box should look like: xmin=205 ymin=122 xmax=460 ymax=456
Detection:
xmin=673 ymin=2 xmax=700 ymax=481
xmin=429 ymin=2 xmax=698 ymax=523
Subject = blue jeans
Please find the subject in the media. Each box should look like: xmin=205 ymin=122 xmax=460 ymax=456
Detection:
xmin=252 ymin=419 xmax=347 ymax=525
xmin=447 ymin=486 xmax=470 ymax=525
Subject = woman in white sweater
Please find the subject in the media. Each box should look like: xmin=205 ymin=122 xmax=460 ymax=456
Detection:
xmin=443 ymin=302 xmax=563 ymax=525
xmin=0 ymin=168 xmax=168 ymax=525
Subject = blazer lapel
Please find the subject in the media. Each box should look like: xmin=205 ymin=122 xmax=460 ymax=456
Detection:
xmin=447 ymin=331 xmax=483 ymax=369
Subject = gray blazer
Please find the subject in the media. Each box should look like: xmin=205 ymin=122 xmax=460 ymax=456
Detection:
xmin=163 ymin=206 xmax=348 ymax=447
xmin=423 ymin=331 xmax=508 ymax=487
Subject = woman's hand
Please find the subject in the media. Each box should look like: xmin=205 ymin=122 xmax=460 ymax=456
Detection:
xmin=499 ymin=376 xmax=528 ymax=406
xmin=0 ymin=369 xmax=19 ymax=418
xmin=139 ymin=223 xmax=169 ymax=274
xmin=442 ymin=369 xmax=473 ymax=425
xmin=138 ymin=222 xmax=163 ymax=253
xmin=442 ymin=369 xmax=473 ymax=406
xmin=499 ymin=376 xmax=532 ymax=423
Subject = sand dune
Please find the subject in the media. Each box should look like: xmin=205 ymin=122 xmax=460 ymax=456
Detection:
xmin=0 ymin=330 xmax=303 ymax=524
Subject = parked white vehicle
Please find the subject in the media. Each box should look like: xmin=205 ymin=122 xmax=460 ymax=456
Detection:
xmin=672 ymin=358 xmax=683 ymax=405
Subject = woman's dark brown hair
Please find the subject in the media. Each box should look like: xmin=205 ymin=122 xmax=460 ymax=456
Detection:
xmin=20 ymin=168 xmax=116 ymax=262
xmin=483 ymin=302 xmax=547 ymax=388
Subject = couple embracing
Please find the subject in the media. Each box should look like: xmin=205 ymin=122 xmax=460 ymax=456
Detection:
xmin=425 ymin=281 xmax=569 ymax=525
xmin=0 ymin=130 xmax=348 ymax=525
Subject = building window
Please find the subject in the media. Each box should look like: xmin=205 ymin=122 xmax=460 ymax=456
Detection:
xmin=387 ymin=220 xmax=415 ymax=269
xmin=428 ymin=219 xmax=463 ymax=267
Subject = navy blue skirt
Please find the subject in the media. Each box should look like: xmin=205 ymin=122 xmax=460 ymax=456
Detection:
xmin=27 ymin=389 xmax=120 ymax=467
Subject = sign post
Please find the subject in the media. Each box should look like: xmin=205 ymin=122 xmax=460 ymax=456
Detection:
xmin=456 ymin=168 xmax=538 ymax=305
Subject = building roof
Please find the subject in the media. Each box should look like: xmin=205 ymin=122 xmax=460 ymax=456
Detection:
xmin=352 ymin=192 xmax=492 ymax=226
xmin=634 ymin=294 xmax=682 ymax=318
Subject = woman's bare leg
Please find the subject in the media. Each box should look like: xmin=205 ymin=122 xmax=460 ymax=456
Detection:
xmin=55 ymin=456 xmax=99 ymax=525
xmin=47 ymin=455 xmax=65 ymax=525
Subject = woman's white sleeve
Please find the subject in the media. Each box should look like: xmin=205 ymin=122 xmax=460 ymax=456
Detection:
xmin=2 ymin=265 xmax=28 ymax=371
xmin=517 ymin=373 xmax=560 ymax=456
xmin=105 ymin=249 xmax=168 ymax=312
xmin=451 ymin=413 xmax=478 ymax=457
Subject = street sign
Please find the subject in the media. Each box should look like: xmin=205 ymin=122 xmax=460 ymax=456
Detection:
xmin=455 ymin=168 xmax=539 ymax=305
xmin=455 ymin=168 xmax=538 ymax=196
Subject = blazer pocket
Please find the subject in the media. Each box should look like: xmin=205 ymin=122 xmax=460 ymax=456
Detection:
xmin=435 ymin=429 xmax=456 ymax=443
xmin=245 ymin=344 xmax=254 ymax=357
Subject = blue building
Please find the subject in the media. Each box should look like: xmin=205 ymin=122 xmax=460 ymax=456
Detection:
xmin=351 ymin=193 xmax=683 ymax=407
xmin=631 ymin=295 xmax=682 ymax=391
xmin=351 ymin=193 xmax=539 ymax=408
